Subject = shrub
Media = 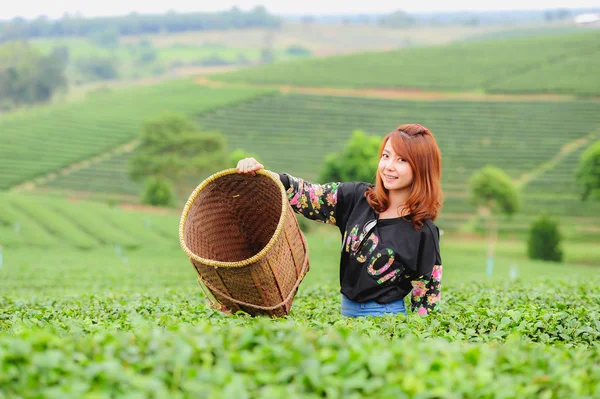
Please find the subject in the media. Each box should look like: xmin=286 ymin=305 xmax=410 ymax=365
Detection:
xmin=141 ymin=177 xmax=175 ymax=207
xmin=527 ymin=213 xmax=563 ymax=262
xmin=319 ymin=130 xmax=380 ymax=184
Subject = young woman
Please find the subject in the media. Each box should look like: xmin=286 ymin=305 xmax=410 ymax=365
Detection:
xmin=237 ymin=123 xmax=443 ymax=318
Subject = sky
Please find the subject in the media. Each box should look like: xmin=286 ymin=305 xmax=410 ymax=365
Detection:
xmin=1 ymin=0 xmax=599 ymax=20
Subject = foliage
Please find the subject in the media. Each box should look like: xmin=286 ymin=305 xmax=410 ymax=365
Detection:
xmin=0 ymin=206 xmax=599 ymax=397
xmin=0 ymin=41 xmax=67 ymax=108
xmin=319 ymin=130 xmax=381 ymax=184
xmin=0 ymin=7 xmax=281 ymax=41
xmin=576 ymin=141 xmax=600 ymax=201
xmin=469 ymin=165 xmax=521 ymax=216
xmin=129 ymin=113 xmax=228 ymax=198
xmin=527 ymin=212 xmax=564 ymax=262
xmin=1 ymin=257 xmax=600 ymax=397
xmin=1 ymin=314 xmax=599 ymax=398
xmin=141 ymin=176 xmax=175 ymax=208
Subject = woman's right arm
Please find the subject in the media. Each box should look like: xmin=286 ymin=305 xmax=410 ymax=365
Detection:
xmin=237 ymin=158 xmax=343 ymax=226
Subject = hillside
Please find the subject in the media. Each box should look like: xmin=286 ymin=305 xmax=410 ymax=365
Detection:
xmin=213 ymin=30 xmax=600 ymax=96
xmin=3 ymin=29 xmax=600 ymax=239
xmin=27 ymin=22 xmax=533 ymax=85
xmin=0 ymin=80 xmax=270 ymax=190
xmin=29 ymin=92 xmax=600 ymax=239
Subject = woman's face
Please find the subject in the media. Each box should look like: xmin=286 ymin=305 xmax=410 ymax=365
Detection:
xmin=378 ymin=140 xmax=413 ymax=192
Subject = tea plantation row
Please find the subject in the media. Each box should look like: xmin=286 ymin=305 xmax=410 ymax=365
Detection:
xmin=1 ymin=280 xmax=599 ymax=398
xmin=34 ymin=92 xmax=600 ymax=236
xmin=2 ymin=281 xmax=599 ymax=346
xmin=0 ymin=81 xmax=269 ymax=190
xmin=216 ymin=30 xmax=600 ymax=96
xmin=42 ymin=93 xmax=600 ymax=186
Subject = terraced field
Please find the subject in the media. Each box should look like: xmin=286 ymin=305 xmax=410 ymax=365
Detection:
xmin=0 ymin=193 xmax=178 ymax=250
xmin=36 ymin=93 xmax=600 ymax=236
xmin=214 ymin=30 xmax=600 ymax=96
xmin=0 ymin=79 xmax=270 ymax=190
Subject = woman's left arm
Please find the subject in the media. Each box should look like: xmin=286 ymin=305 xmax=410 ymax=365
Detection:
xmin=410 ymin=264 xmax=443 ymax=315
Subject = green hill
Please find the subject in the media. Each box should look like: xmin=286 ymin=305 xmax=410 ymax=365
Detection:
xmin=33 ymin=92 xmax=600 ymax=238
xmin=214 ymin=30 xmax=600 ymax=96
xmin=0 ymin=79 xmax=270 ymax=190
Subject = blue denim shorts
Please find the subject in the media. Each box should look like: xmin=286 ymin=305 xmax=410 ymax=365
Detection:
xmin=341 ymin=295 xmax=407 ymax=318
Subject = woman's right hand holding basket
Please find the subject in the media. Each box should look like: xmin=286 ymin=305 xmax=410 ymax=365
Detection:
xmin=237 ymin=158 xmax=265 ymax=176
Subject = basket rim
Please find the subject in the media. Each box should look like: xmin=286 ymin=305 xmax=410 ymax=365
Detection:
xmin=178 ymin=168 xmax=288 ymax=268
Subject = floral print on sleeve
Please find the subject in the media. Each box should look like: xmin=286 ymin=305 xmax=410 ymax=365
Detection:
xmin=410 ymin=265 xmax=442 ymax=315
xmin=286 ymin=175 xmax=340 ymax=225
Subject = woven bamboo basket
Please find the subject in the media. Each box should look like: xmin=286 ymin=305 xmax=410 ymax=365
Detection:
xmin=179 ymin=168 xmax=310 ymax=317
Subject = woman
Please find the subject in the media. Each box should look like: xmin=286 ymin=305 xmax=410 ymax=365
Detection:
xmin=237 ymin=123 xmax=443 ymax=317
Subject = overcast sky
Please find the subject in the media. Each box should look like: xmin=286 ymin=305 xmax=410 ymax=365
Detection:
xmin=2 ymin=0 xmax=599 ymax=20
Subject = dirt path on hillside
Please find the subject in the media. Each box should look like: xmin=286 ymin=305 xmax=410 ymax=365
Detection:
xmin=195 ymin=76 xmax=587 ymax=102
xmin=515 ymin=129 xmax=599 ymax=188
xmin=10 ymin=140 xmax=140 ymax=193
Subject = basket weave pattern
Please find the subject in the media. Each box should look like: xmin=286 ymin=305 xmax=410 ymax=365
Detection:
xmin=179 ymin=169 xmax=309 ymax=317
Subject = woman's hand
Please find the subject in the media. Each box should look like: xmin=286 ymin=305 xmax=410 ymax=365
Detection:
xmin=236 ymin=157 xmax=264 ymax=176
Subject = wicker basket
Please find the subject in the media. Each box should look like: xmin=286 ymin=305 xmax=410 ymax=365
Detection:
xmin=179 ymin=168 xmax=310 ymax=317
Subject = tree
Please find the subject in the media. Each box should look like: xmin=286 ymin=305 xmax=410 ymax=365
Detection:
xmin=469 ymin=165 xmax=521 ymax=275
xmin=320 ymin=130 xmax=381 ymax=184
xmin=527 ymin=213 xmax=563 ymax=263
xmin=0 ymin=9 xmax=282 ymax=41
xmin=0 ymin=41 xmax=67 ymax=108
xmin=129 ymin=113 xmax=228 ymax=201
xmin=576 ymin=141 xmax=600 ymax=201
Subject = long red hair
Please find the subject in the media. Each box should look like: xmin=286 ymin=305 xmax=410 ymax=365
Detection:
xmin=366 ymin=123 xmax=443 ymax=230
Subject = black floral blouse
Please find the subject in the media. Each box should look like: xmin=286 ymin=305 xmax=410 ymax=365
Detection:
xmin=278 ymin=173 xmax=443 ymax=315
